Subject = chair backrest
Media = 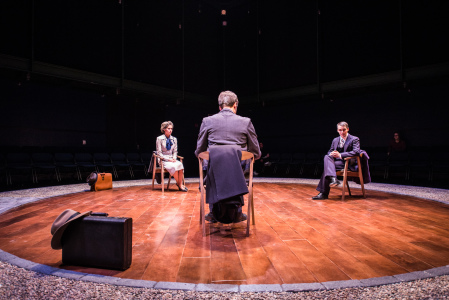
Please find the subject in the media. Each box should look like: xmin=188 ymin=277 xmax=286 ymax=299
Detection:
xmin=126 ymin=152 xmax=142 ymax=163
xmin=279 ymin=153 xmax=292 ymax=162
xmin=54 ymin=153 xmax=75 ymax=163
xmin=31 ymin=153 xmax=55 ymax=164
xmin=140 ymin=152 xmax=152 ymax=164
xmin=74 ymin=152 xmax=94 ymax=163
xmin=199 ymin=151 xmax=254 ymax=162
xmin=6 ymin=153 xmax=33 ymax=167
xmin=337 ymin=153 xmax=364 ymax=175
xmin=269 ymin=152 xmax=280 ymax=163
xmin=198 ymin=151 xmax=254 ymax=181
xmin=110 ymin=152 xmax=127 ymax=163
xmin=305 ymin=152 xmax=320 ymax=162
xmin=93 ymin=153 xmax=112 ymax=164
xmin=0 ymin=153 xmax=5 ymax=169
xmin=292 ymin=152 xmax=306 ymax=162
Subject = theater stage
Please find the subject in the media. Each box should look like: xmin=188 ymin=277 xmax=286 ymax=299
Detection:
xmin=1 ymin=179 xmax=449 ymax=286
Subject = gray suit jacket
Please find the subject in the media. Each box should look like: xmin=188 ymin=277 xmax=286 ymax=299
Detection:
xmin=194 ymin=108 xmax=261 ymax=159
xmin=156 ymin=135 xmax=178 ymax=162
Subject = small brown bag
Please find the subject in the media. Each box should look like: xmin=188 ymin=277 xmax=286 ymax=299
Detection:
xmin=87 ymin=172 xmax=112 ymax=191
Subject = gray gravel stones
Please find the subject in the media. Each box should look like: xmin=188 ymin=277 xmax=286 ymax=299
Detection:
xmin=2 ymin=261 xmax=449 ymax=299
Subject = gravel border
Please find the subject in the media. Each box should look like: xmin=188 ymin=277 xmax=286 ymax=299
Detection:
xmin=1 ymin=178 xmax=449 ymax=297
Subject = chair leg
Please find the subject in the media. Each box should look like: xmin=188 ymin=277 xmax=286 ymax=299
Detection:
xmin=201 ymin=187 xmax=206 ymax=237
xmin=55 ymin=169 xmax=61 ymax=182
xmin=161 ymin=172 xmax=164 ymax=194
xmin=152 ymin=171 xmax=156 ymax=190
xmin=251 ymin=193 xmax=255 ymax=226
xmin=341 ymin=178 xmax=346 ymax=201
xmin=32 ymin=169 xmax=38 ymax=184
xmin=341 ymin=161 xmax=350 ymax=201
xmin=75 ymin=167 xmax=81 ymax=181
xmin=167 ymin=175 xmax=171 ymax=190
xmin=346 ymin=178 xmax=352 ymax=196
xmin=246 ymin=197 xmax=251 ymax=237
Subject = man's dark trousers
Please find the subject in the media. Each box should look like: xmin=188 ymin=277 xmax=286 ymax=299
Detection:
xmin=316 ymin=155 xmax=345 ymax=195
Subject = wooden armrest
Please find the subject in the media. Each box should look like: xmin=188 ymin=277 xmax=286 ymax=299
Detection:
xmin=344 ymin=153 xmax=363 ymax=160
xmin=153 ymin=153 xmax=164 ymax=160
xmin=177 ymin=155 xmax=184 ymax=160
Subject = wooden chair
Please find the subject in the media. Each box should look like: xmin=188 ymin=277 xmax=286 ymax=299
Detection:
xmin=198 ymin=151 xmax=255 ymax=237
xmin=336 ymin=153 xmax=366 ymax=201
xmin=151 ymin=152 xmax=184 ymax=194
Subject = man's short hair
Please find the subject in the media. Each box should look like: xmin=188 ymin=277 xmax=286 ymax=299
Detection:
xmin=337 ymin=121 xmax=349 ymax=129
xmin=218 ymin=91 xmax=238 ymax=108
xmin=160 ymin=121 xmax=173 ymax=133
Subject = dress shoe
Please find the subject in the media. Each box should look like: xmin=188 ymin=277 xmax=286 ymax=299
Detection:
xmin=238 ymin=213 xmax=247 ymax=222
xmin=177 ymin=185 xmax=188 ymax=192
xmin=205 ymin=212 xmax=217 ymax=223
xmin=312 ymin=193 xmax=328 ymax=200
xmin=328 ymin=176 xmax=341 ymax=187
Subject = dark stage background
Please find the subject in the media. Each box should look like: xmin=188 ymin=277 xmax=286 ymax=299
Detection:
xmin=1 ymin=0 xmax=448 ymax=179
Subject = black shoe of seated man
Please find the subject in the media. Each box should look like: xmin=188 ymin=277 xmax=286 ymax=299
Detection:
xmin=312 ymin=193 xmax=328 ymax=200
xmin=328 ymin=176 xmax=341 ymax=187
xmin=235 ymin=213 xmax=247 ymax=223
xmin=205 ymin=212 xmax=217 ymax=223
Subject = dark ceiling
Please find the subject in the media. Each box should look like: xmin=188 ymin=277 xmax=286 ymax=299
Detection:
xmin=1 ymin=0 xmax=449 ymax=101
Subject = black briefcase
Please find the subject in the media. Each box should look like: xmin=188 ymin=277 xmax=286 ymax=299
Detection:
xmin=61 ymin=213 xmax=132 ymax=270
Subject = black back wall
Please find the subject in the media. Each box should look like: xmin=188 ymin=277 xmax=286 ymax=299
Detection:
xmin=1 ymin=0 xmax=449 ymax=177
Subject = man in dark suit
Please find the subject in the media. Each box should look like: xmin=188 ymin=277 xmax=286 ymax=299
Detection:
xmin=312 ymin=121 xmax=361 ymax=200
xmin=195 ymin=90 xmax=261 ymax=222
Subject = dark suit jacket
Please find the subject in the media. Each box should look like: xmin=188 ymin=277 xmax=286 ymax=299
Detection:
xmin=194 ymin=108 xmax=261 ymax=159
xmin=205 ymin=145 xmax=248 ymax=205
xmin=328 ymin=134 xmax=361 ymax=168
xmin=328 ymin=135 xmax=371 ymax=184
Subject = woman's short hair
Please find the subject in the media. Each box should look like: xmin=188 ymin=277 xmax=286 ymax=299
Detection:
xmin=218 ymin=91 xmax=238 ymax=108
xmin=337 ymin=121 xmax=349 ymax=129
xmin=161 ymin=121 xmax=173 ymax=133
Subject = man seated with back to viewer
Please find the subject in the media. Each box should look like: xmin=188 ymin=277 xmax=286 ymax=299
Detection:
xmin=195 ymin=90 xmax=261 ymax=222
xmin=312 ymin=121 xmax=361 ymax=200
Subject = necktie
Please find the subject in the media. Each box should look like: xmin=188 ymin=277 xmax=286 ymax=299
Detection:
xmin=166 ymin=137 xmax=173 ymax=150
xmin=339 ymin=138 xmax=345 ymax=148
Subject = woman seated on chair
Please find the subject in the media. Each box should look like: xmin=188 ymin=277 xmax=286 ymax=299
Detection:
xmin=156 ymin=121 xmax=188 ymax=192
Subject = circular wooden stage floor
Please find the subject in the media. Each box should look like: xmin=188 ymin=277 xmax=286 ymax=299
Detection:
xmin=1 ymin=182 xmax=449 ymax=285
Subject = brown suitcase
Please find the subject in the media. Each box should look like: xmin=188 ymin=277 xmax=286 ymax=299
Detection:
xmin=61 ymin=214 xmax=132 ymax=270
xmin=91 ymin=172 xmax=113 ymax=191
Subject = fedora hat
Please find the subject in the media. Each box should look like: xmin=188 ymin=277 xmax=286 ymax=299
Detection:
xmin=51 ymin=209 xmax=91 ymax=249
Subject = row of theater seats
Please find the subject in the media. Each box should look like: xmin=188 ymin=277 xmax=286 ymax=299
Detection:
xmin=0 ymin=152 xmax=154 ymax=187
xmin=1 ymin=148 xmax=448 ymax=190
xmin=260 ymin=149 xmax=449 ymax=187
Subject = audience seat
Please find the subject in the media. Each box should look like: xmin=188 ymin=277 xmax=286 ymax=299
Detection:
xmin=31 ymin=153 xmax=59 ymax=183
xmin=302 ymin=152 xmax=321 ymax=177
xmin=5 ymin=153 xmax=35 ymax=184
xmin=387 ymin=152 xmax=410 ymax=180
xmin=289 ymin=152 xmax=306 ymax=176
xmin=368 ymin=151 xmax=389 ymax=180
xmin=110 ymin=152 xmax=132 ymax=178
xmin=93 ymin=153 xmax=117 ymax=178
xmin=74 ymin=152 xmax=97 ymax=180
xmin=54 ymin=152 xmax=80 ymax=181
xmin=276 ymin=153 xmax=292 ymax=175
xmin=127 ymin=152 xmax=147 ymax=177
